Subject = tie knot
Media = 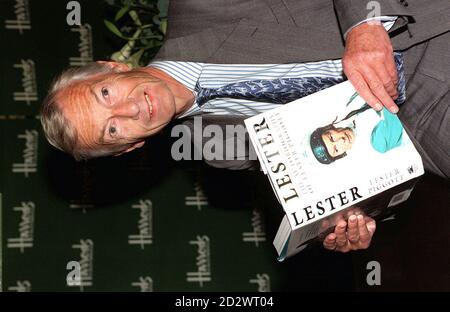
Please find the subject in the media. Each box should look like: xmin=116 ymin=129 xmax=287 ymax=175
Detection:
xmin=195 ymin=82 xmax=212 ymax=107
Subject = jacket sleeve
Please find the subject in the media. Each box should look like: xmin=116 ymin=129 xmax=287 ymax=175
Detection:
xmin=180 ymin=118 xmax=260 ymax=171
xmin=333 ymin=0 xmax=412 ymax=37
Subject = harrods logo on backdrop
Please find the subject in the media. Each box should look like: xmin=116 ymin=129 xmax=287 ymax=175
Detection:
xmin=12 ymin=59 xmax=38 ymax=105
xmin=131 ymin=276 xmax=153 ymax=292
xmin=69 ymin=167 xmax=95 ymax=213
xmin=4 ymin=0 xmax=31 ymax=34
xmin=69 ymin=239 xmax=94 ymax=291
xmin=128 ymin=199 xmax=153 ymax=249
xmin=249 ymin=273 xmax=271 ymax=292
xmin=12 ymin=129 xmax=38 ymax=177
xmin=185 ymin=182 xmax=208 ymax=211
xmin=7 ymin=201 xmax=35 ymax=253
xmin=186 ymin=235 xmax=211 ymax=287
xmin=242 ymin=208 xmax=266 ymax=247
xmin=69 ymin=23 xmax=93 ymax=66
xmin=7 ymin=280 xmax=32 ymax=292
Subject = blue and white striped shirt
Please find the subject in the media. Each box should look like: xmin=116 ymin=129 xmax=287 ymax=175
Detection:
xmin=149 ymin=60 xmax=344 ymax=118
xmin=148 ymin=19 xmax=396 ymax=119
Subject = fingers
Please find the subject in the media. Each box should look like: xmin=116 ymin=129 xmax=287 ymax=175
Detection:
xmin=335 ymin=220 xmax=348 ymax=248
xmin=322 ymin=214 xmax=376 ymax=253
xmin=372 ymin=61 xmax=398 ymax=100
xmin=323 ymin=233 xmax=336 ymax=250
xmin=354 ymin=65 xmax=399 ymax=113
xmin=347 ymin=215 xmax=360 ymax=244
xmin=345 ymin=70 xmax=383 ymax=110
xmin=357 ymin=215 xmax=372 ymax=248
xmin=385 ymin=54 xmax=399 ymax=90
xmin=365 ymin=217 xmax=377 ymax=235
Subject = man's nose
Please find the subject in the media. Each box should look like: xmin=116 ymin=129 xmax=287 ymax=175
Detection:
xmin=337 ymin=139 xmax=347 ymax=150
xmin=111 ymin=100 xmax=140 ymax=118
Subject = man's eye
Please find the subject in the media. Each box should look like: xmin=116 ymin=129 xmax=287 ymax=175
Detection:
xmin=101 ymin=87 xmax=109 ymax=98
xmin=109 ymin=126 xmax=117 ymax=137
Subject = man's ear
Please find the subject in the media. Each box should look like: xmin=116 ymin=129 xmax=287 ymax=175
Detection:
xmin=96 ymin=61 xmax=130 ymax=72
xmin=114 ymin=141 xmax=145 ymax=156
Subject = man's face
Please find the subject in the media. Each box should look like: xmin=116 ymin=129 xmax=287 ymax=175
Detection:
xmin=321 ymin=127 xmax=355 ymax=157
xmin=57 ymin=68 xmax=177 ymax=155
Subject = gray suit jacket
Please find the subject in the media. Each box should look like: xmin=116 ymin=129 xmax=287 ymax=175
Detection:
xmin=156 ymin=0 xmax=450 ymax=177
xmin=155 ymin=0 xmax=450 ymax=63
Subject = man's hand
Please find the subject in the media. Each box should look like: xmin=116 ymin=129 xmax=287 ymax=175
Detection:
xmin=343 ymin=22 xmax=399 ymax=113
xmin=323 ymin=214 xmax=376 ymax=253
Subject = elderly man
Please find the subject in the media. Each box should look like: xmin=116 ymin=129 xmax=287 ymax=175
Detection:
xmin=40 ymin=0 xmax=450 ymax=253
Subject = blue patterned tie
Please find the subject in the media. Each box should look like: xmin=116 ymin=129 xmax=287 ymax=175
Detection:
xmin=393 ymin=52 xmax=406 ymax=105
xmin=196 ymin=76 xmax=343 ymax=106
xmin=195 ymin=53 xmax=406 ymax=107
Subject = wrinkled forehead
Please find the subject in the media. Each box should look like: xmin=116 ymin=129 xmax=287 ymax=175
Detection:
xmin=56 ymin=78 xmax=103 ymax=150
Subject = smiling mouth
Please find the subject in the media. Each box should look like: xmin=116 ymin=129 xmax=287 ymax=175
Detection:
xmin=144 ymin=92 xmax=153 ymax=119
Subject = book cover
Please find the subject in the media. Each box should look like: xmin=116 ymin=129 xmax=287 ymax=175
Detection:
xmin=244 ymin=81 xmax=424 ymax=260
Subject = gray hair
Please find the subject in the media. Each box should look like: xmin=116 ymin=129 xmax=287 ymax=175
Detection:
xmin=40 ymin=62 xmax=119 ymax=161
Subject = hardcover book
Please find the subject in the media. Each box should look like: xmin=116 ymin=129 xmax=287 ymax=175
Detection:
xmin=244 ymin=81 xmax=424 ymax=260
